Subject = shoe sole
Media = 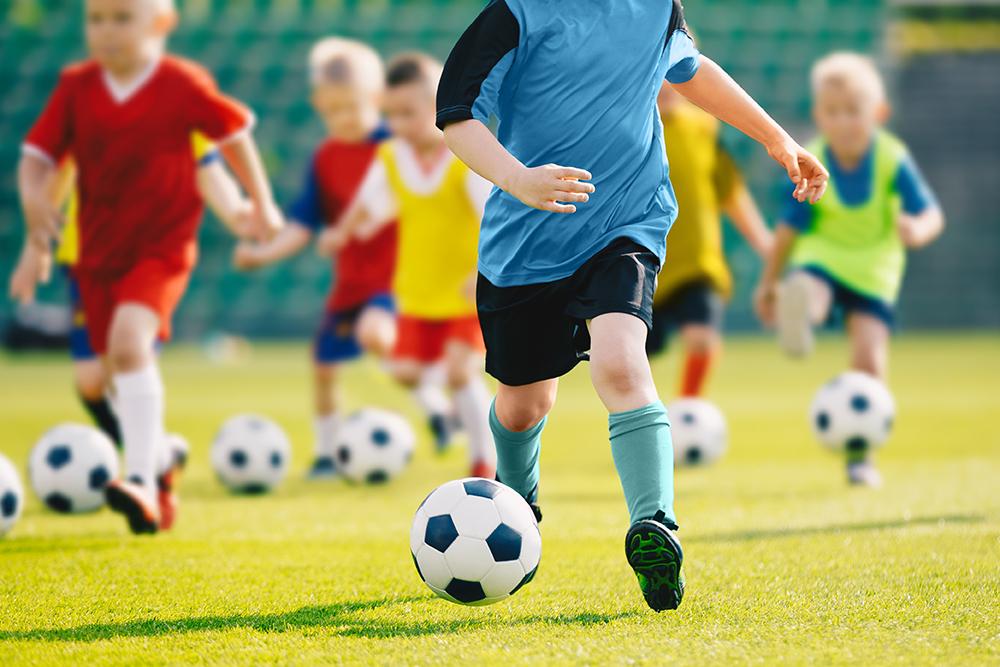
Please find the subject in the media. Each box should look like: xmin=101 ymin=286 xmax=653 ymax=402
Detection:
xmin=105 ymin=486 xmax=158 ymax=535
xmin=777 ymin=273 xmax=815 ymax=358
xmin=625 ymin=520 xmax=684 ymax=612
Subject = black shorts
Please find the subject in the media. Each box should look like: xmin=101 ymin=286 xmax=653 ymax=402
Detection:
xmin=646 ymin=280 xmax=725 ymax=355
xmin=477 ymin=238 xmax=660 ymax=386
xmin=800 ymin=266 xmax=895 ymax=329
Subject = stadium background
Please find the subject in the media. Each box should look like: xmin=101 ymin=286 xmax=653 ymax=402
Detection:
xmin=1 ymin=0 xmax=997 ymax=341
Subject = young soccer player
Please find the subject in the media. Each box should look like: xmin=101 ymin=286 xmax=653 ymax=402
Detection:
xmin=329 ymin=53 xmax=496 ymax=479
xmin=437 ymin=0 xmax=828 ymax=611
xmin=647 ymin=82 xmax=772 ymax=396
xmin=17 ymin=0 xmax=282 ymax=534
xmin=754 ymin=52 xmax=944 ymax=487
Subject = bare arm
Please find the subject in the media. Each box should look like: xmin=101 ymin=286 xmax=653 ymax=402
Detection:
xmin=197 ymin=160 xmax=253 ymax=236
xmin=723 ymin=183 xmax=772 ymax=258
xmin=17 ymin=153 xmax=62 ymax=249
xmin=673 ymin=56 xmax=829 ymax=204
xmin=753 ymin=224 xmax=798 ymax=326
xmin=233 ymin=224 xmax=312 ymax=270
xmin=443 ymin=119 xmax=595 ymax=214
xmin=897 ymin=207 xmax=945 ymax=249
xmin=218 ymin=134 xmax=283 ymax=240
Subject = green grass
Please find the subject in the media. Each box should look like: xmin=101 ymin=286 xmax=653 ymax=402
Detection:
xmin=1 ymin=334 xmax=998 ymax=665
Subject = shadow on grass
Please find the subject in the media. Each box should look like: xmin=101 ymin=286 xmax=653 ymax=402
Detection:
xmin=688 ymin=513 xmax=984 ymax=544
xmin=0 ymin=596 xmax=639 ymax=643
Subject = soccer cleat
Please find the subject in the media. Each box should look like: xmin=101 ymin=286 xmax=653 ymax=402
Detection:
xmin=777 ymin=272 xmax=815 ymax=358
xmin=847 ymin=460 xmax=883 ymax=488
xmin=625 ymin=511 xmax=684 ymax=612
xmin=496 ymin=474 xmax=542 ymax=524
xmin=156 ymin=469 xmax=179 ymax=531
xmin=306 ymin=456 xmax=339 ymax=480
xmin=428 ymin=414 xmax=454 ymax=454
xmin=470 ymin=460 xmax=496 ymax=480
xmin=105 ymin=479 xmax=159 ymax=535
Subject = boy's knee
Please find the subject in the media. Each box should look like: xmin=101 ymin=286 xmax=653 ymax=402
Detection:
xmin=496 ymin=386 xmax=556 ymax=433
xmin=681 ymin=325 xmax=717 ymax=354
xmin=592 ymin=355 xmax=649 ymax=396
xmin=107 ymin=339 xmax=149 ymax=373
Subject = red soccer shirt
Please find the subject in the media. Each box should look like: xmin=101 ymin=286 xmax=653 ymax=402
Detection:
xmin=24 ymin=56 xmax=252 ymax=275
xmin=289 ymin=131 xmax=398 ymax=311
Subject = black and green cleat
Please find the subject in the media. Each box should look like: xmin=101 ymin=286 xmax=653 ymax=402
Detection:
xmin=625 ymin=511 xmax=684 ymax=612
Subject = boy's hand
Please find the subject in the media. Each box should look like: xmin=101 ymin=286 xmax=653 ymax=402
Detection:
xmin=504 ymin=164 xmax=595 ymax=214
xmin=317 ymin=226 xmax=350 ymax=257
xmin=766 ymin=138 xmax=829 ymax=205
xmin=22 ymin=197 xmax=63 ymax=248
xmin=230 ymin=200 xmax=258 ymax=240
xmin=249 ymin=201 xmax=284 ymax=241
xmin=897 ymin=213 xmax=933 ymax=248
xmin=9 ymin=244 xmax=52 ymax=305
xmin=232 ymin=241 xmax=264 ymax=271
xmin=753 ymin=279 xmax=778 ymax=327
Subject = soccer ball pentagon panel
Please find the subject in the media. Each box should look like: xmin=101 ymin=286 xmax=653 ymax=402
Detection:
xmin=411 ymin=478 xmax=541 ymax=606
xmin=334 ymin=409 xmax=415 ymax=484
xmin=28 ymin=423 xmax=118 ymax=513
xmin=0 ymin=453 xmax=24 ymax=536
xmin=810 ymin=371 xmax=895 ymax=454
xmin=669 ymin=398 xmax=728 ymax=466
xmin=211 ymin=414 xmax=291 ymax=494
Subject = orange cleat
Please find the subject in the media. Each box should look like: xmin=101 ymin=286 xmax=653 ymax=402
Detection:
xmin=156 ymin=468 xmax=179 ymax=531
xmin=470 ymin=460 xmax=496 ymax=480
xmin=105 ymin=479 xmax=160 ymax=534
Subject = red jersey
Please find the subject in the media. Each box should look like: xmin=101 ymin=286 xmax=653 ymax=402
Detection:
xmin=24 ymin=56 xmax=252 ymax=275
xmin=288 ymin=130 xmax=398 ymax=311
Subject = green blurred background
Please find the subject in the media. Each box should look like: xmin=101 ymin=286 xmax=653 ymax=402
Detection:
xmin=1 ymin=0 xmax=998 ymax=342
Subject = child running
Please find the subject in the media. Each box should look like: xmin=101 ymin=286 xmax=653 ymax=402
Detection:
xmin=754 ymin=52 xmax=944 ymax=487
xmin=330 ymin=53 xmax=496 ymax=479
xmin=17 ymin=0 xmax=282 ymax=534
xmin=437 ymin=0 xmax=828 ymax=611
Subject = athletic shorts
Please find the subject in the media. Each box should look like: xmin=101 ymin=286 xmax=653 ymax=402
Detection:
xmin=477 ymin=238 xmax=660 ymax=386
xmin=800 ymin=265 xmax=895 ymax=328
xmin=646 ymin=280 xmax=725 ymax=355
xmin=74 ymin=260 xmax=191 ymax=355
xmin=314 ymin=292 xmax=395 ymax=364
xmin=66 ymin=270 xmax=97 ymax=361
xmin=393 ymin=314 xmax=484 ymax=364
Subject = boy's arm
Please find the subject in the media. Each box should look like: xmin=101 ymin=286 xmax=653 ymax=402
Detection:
xmin=197 ymin=157 xmax=254 ymax=237
xmin=894 ymin=155 xmax=945 ymax=248
xmin=723 ymin=183 xmax=773 ymax=258
xmin=217 ymin=135 xmax=283 ymax=240
xmin=443 ymin=120 xmax=594 ymax=214
xmin=233 ymin=224 xmax=312 ymax=270
xmin=8 ymin=241 xmax=52 ymax=305
xmin=17 ymin=152 xmax=62 ymax=249
xmin=897 ymin=208 xmax=944 ymax=249
xmin=672 ymin=57 xmax=828 ymax=204
xmin=753 ymin=224 xmax=797 ymax=326
xmin=317 ymin=160 xmax=394 ymax=256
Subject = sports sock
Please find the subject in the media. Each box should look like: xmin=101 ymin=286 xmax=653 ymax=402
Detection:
xmin=314 ymin=413 xmax=342 ymax=459
xmin=489 ymin=399 xmax=544 ymax=499
xmin=679 ymin=349 xmax=713 ymax=397
xmin=609 ymin=401 xmax=675 ymax=525
xmin=454 ymin=377 xmax=496 ymax=466
xmin=113 ymin=364 xmax=164 ymax=504
xmin=412 ymin=368 xmax=452 ymax=419
xmin=80 ymin=394 xmax=122 ymax=448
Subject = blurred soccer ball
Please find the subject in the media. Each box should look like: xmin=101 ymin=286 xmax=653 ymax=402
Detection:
xmin=211 ymin=415 xmax=290 ymax=494
xmin=0 ymin=453 xmax=24 ymax=537
xmin=669 ymin=398 xmax=728 ymax=466
xmin=411 ymin=478 xmax=541 ymax=606
xmin=810 ymin=371 xmax=895 ymax=453
xmin=28 ymin=423 xmax=118 ymax=513
xmin=334 ymin=409 xmax=415 ymax=484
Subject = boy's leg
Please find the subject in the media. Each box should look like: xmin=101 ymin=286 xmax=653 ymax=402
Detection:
xmin=73 ymin=358 xmax=121 ymax=448
xmin=443 ymin=339 xmax=495 ymax=477
xmin=393 ymin=317 xmax=457 ymax=450
xmin=492 ymin=379 xmax=556 ymax=520
xmin=845 ymin=312 xmax=891 ymax=487
xmin=310 ymin=362 xmax=342 ymax=478
xmin=678 ymin=324 xmax=720 ymax=398
xmin=777 ymin=270 xmax=832 ymax=357
xmin=356 ymin=303 xmax=397 ymax=358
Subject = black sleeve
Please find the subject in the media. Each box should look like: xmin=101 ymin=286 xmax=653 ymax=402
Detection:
xmin=666 ymin=0 xmax=689 ymax=46
xmin=436 ymin=0 xmax=519 ymax=130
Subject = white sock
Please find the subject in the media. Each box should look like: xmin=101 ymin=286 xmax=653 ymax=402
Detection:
xmin=113 ymin=364 xmax=164 ymax=503
xmin=314 ymin=413 xmax=342 ymax=458
xmin=454 ymin=376 xmax=496 ymax=467
xmin=413 ymin=366 xmax=452 ymax=418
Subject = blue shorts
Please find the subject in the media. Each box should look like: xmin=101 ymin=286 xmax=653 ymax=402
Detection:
xmin=800 ymin=266 xmax=895 ymax=329
xmin=314 ymin=292 xmax=395 ymax=364
xmin=67 ymin=271 xmax=97 ymax=361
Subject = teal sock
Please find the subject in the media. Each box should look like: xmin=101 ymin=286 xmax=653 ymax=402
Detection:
xmin=489 ymin=399 xmax=545 ymax=500
xmin=609 ymin=401 xmax=675 ymax=525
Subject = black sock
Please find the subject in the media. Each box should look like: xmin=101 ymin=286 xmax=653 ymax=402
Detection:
xmin=80 ymin=395 xmax=122 ymax=449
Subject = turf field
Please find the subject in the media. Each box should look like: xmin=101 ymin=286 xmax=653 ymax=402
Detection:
xmin=1 ymin=334 xmax=998 ymax=665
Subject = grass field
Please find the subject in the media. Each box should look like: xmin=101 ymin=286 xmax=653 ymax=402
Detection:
xmin=1 ymin=334 xmax=998 ymax=665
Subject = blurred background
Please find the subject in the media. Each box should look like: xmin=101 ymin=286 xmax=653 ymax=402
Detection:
xmin=1 ymin=0 xmax=998 ymax=345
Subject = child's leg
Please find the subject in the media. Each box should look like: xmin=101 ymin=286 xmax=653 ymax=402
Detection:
xmin=491 ymin=380 xmax=557 ymax=502
xmin=73 ymin=358 xmax=121 ymax=447
xmin=678 ymin=324 xmax=720 ymax=397
xmin=777 ymin=270 xmax=833 ymax=357
xmin=443 ymin=340 xmax=495 ymax=475
xmin=356 ymin=305 xmax=397 ymax=358
xmin=589 ymin=313 xmax=674 ymax=525
xmin=846 ymin=313 xmax=890 ymax=381
xmin=312 ymin=362 xmax=342 ymax=466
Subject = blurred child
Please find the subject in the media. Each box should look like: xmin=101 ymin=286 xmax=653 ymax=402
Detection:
xmin=329 ymin=53 xmax=496 ymax=479
xmin=755 ymin=52 xmax=944 ymax=487
xmin=648 ymin=82 xmax=772 ymax=396
xmin=16 ymin=0 xmax=281 ymax=534
xmin=438 ymin=0 xmax=827 ymax=611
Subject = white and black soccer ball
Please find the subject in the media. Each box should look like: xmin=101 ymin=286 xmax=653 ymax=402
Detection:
xmin=810 ymin=371 xmax=895 ymax=454
xmin=28 ymin=423 xmax=118 ymax=513
xmin=669 ymin=398 xmax=728 ymax=466
xmin=211 ymin=414 xmax=290 ymax=494
xmin=411 ymin=478 xmax=541 ymax=606
xmin=0 ymin=453 xmax=24 ymax=537
xmin=335 ymin=409 xmax=415 ymax=484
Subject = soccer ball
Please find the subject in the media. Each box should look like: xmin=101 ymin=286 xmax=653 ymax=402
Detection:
xmin=0 ymin=453 xmax=24 ymax=537
xmin=334 ymin=409 xmax=415 ymax=484
xmin=28 ymin=423 xmax=118 ymax=513
xmin=211 ymin=414 xmax=290 ymax=494
xmin=810 ymin=371 xmax=895 ymax=453
xmin=669 ymin=398 xmax=728 ymax=466
xmin=411 ymin=478 xmax=541 ymax=606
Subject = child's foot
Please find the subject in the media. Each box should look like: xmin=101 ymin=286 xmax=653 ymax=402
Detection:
xmin=469 ymin=460 xmax=496 ymax=480
xmin=156 ymin=441 xmax=186 ymax=531
xmin=105 ymin=479 xmax=159 ymax=535
xmin=625 ymin=511 xmax=684 ymax=612
xmin=777 ymin=272 xmax=815 ymax=358
xmin=306 ymin=456 xmax=338 ymax=480
xmin=847 ymin=460 xmax=883 ymax=488
xmin=429 ymin=414 xmax=455 ymax=453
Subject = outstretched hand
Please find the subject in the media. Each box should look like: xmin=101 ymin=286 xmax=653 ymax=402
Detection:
xmin=8 ymin=244 xmax=52 ymax=305
xmin=766 ymin=138 xmax=829 ymax=204
xmin=505 ymin=164 xmax=595 ymax=214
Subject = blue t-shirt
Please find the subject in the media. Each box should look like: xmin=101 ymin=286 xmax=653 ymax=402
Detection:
xmin=782 ymin=142 xmax=937 ymax=231
xmin=437 ymin=0 xmax=700 ymax=287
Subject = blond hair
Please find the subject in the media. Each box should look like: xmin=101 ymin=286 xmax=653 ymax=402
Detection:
xmin=309 ymin=37 xmax=384 ymax=93
xmin=811 ymin=52 xmax=886 ymax=104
